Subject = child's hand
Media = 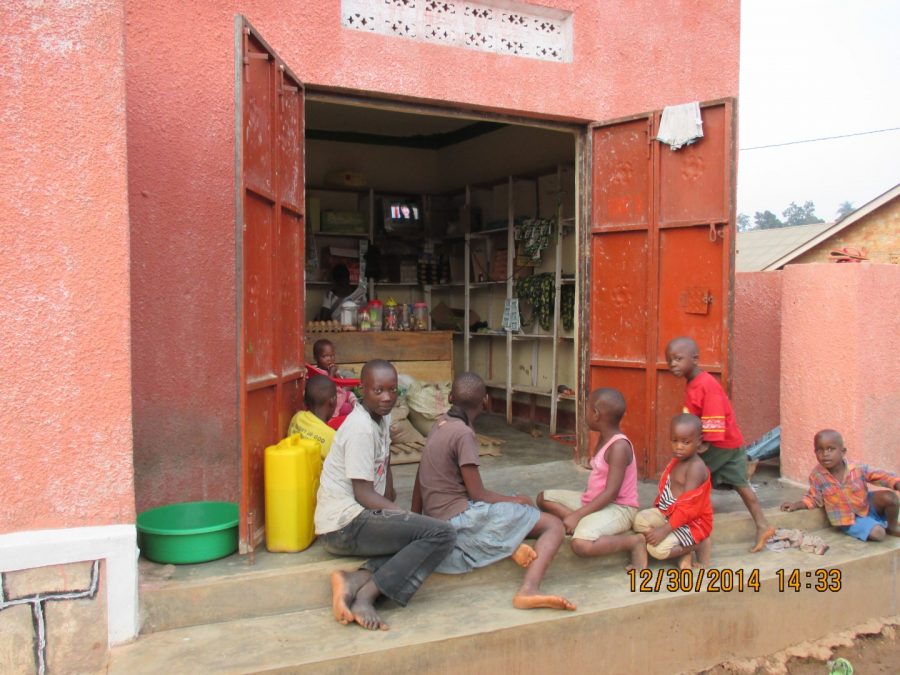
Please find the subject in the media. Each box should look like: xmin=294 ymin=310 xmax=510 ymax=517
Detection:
xmin=780 ymin=502 xmax=797 ymax=512
xmin=327 ymin=364 xmax=339 ymax=377
xmin=513 ymin=494 xmax=534 ymax=507
xmin=644 ymin=526 xmax=670 ymax=547
xmin=562 ymin=513 xmax=580 ymax=535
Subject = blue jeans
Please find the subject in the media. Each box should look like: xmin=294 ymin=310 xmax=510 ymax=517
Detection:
xmin=320 ymin=509 xmax=456 ymax=606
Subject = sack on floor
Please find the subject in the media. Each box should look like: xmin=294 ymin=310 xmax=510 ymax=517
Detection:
xmin=392 ymin=395 xmax=410 ymax=422
xmin=390 ymin=418 xmax=426 ymax=445
xmin=406 ymin=380 xmax=452 ymax=436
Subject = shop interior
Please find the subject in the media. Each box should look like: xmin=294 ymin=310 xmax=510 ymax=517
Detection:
xmin=304 ymin=98 xmax=579 ymax=437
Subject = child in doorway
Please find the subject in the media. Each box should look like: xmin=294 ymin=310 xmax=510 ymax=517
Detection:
xmin=627 ymin=413 xmax=713 ymax=571
xmin=665 ymin=336 xmax=775 ymax=552
xmin=308 ymin=338 xmax=357 ymax=423
xmin=287 ymin=375 xmax=337 ymax=458
xmin=412 ymin=372 xmax=575 ymax=611
xmin=536 ymin=388 xmax=640 ymax=560
xmin=781 ymin=429 xmax=899 ymax=541
xmin=316 ymin=360 xmax=456 ymax=631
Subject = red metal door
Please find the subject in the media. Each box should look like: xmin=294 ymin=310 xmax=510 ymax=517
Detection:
xmin=584 ymin=100 xmax=736 ymax=477
xmin=236 ymin=18 xmax=305 ymax=551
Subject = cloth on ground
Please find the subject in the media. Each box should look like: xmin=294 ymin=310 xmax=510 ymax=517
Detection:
xmin=656 ymin=101 xmax=703 ymax=150
xmin=765 ymin=528 xmax=829 ymax=555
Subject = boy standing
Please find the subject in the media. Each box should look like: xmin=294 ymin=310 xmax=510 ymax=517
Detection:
xmin=316 ymin=359 xmax=456 ymax=631
xmin=781 ymin=429 xmax=899 ymax=541
xmin=413 ymin=372 xmax=576 ymax=611
xmin=665 ymin=336 xmax=775 ymax=552
xmin=287 ymin=374 xmax=337 ymax=458
xmin=537 ymin=388 xmax=640 ymax=559
xmin=627 ymin=414 xmax=714 ymax=570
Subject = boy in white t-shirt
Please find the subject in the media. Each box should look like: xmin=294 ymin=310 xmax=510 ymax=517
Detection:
xmin=316 ymin=359 xmax=456 ymax=631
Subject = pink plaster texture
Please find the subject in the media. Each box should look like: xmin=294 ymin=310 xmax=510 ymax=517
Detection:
xmin=125 ymin=0 xmax=740 ymax=510
xmin=780 ymin=264 xmax=900 ymax=484
xmin=732 ymin=272 xmax=782 ymax=445
xmin=0 ymin=1 xmax=134 ymax=532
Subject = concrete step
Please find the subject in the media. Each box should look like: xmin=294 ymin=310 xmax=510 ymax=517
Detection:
xmin=112 ymin=531 xmax=900 ymax=675
xmin=139 ymin=506 xmax=828 ymax=634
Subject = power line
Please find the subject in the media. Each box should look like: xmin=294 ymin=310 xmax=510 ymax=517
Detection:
xmin=739 ymin=126 xmax=900 ymax=151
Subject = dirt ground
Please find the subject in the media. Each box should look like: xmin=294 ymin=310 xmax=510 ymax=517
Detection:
xmin=695 ymin=619 xmax=899 ymax=675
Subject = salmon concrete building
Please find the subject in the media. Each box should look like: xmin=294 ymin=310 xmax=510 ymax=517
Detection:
xmin=2 ymin=0 xmax=897 ymax=671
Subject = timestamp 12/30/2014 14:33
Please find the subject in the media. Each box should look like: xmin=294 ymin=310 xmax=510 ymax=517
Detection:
xmin=628 ymin=567 xmax=842 ymax=593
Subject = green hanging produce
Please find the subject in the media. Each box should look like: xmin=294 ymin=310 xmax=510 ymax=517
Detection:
xmin=516 ymin=273 xmax=575 ymax=331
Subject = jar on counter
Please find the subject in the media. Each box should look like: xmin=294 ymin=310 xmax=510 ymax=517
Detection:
xmin=412 ymin=302 xmax=428 ymax=331
xmin=368 ymin=300 xmax=384 ymax=332
xmin=383 ymin=305 xmax=399 ymax=331
xmin=340 ymin=301 xmax=358 ymax=329
xmin=357 ymin=307 xmax=372 ymax=332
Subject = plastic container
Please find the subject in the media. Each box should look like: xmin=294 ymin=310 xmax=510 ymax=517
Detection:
xmin=412 ymin=302 xmax=429 ymax=331
xmin=357 ymin=307 xmax=371 ymax=331
xmin=264 ymin=436 xmax=323 ymax=552
xmin=368 ymin=300 xmax=384 ymax=331
xmin=137 ymin=501 xmax=238 ymax=564
xmin=383 ymin=304 xmax=399 ymax=331
xmin=339 ymin=300 xmax=358 ymax=328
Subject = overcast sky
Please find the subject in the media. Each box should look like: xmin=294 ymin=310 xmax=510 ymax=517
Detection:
xmin=738 ymin=0 xmax=900 ymax=222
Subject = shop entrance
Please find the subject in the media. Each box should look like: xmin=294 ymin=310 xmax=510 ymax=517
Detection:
xmin=236 ymin=18 xmax=736 ymax=552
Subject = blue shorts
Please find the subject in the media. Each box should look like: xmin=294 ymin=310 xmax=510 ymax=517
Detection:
xmin=842 ymin=493 xmax=888 ymax=542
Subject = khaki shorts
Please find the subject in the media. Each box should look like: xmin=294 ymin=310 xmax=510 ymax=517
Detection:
xmin=541 ymin=489 xmax=638 ymax=541
xmin=633 ymin=508 xmax=680 ymax=560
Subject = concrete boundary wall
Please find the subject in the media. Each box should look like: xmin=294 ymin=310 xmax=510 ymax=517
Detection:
xmin=780 ymin=264 xmax=900 ymax=482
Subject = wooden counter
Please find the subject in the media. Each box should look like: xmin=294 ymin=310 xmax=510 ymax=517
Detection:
xmin=304 ymin=331 xmax=454 ymax=382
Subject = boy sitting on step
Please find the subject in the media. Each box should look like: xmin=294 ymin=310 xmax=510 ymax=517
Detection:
xmin=412 ymin=372 xmax=576 ymax=611
xmin=287 ymin=375 xmax=337 ymax=458
xmin=536 ymin=388 xmax=640 ymax=560
xmin=626 ymin=414 xmax=713 ymax=571
xmin=781 ymin=429 xmax=900 ymax=541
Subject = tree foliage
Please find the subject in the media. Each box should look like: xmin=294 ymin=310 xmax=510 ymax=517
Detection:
xmin=753 ymin=210 xmax=784 ymax=230
xmin=737 ymin=213 xmax=751 ymax=232
xmin=836 ymin=201 xmax=854 ymax=219
xmin=782 ymin=201 xmax=824 ymax=226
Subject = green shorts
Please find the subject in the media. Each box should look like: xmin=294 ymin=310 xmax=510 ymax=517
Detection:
xmin=701 ymin=444 xmax=749 ymax=489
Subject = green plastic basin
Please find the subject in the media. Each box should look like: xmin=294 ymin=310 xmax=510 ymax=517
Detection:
xmin=137 ymin=501 xmax=239 ymax=564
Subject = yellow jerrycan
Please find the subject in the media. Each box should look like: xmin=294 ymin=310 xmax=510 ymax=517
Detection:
xmin=264 ymin=436 xmax=323 ymax=552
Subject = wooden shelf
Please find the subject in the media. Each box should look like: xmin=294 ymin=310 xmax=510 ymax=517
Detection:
xmin=512 ymin=333 xmax=553 ymax=340
xmin=511 ymin=384 xmax=553 ymax=397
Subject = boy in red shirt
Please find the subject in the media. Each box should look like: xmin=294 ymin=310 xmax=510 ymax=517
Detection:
xmin=627 ymin=413 xmax=713 ymax=571
xmin=665 ymin=336 xmax=775 ymax=552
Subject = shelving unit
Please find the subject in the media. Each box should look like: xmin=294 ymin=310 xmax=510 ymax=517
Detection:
xmin=305 ymin=164 xmax=577 ymax=434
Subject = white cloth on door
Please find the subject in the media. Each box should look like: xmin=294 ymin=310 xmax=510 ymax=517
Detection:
xmin=656 ymin=102 xmax=703 ymax=150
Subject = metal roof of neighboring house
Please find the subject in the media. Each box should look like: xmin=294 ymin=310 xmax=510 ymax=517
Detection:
xmin=736 ymin=182 xmax=900 ymax=271
xmin=736 ymin=222 xmax=833 ymax=272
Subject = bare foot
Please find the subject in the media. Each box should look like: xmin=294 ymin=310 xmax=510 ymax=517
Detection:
xmin=351 ymin=599 xmax=388 ymax=631
xmin=625 ymin=536 xmax=648 ymax=572
xmin=750 ymin=526 xmax=777 ymax=553
xmin=513 ymin=590 xmax=576 ymax=611
xmin=511 ymin=543 xmax=538 ymax=568
xmin=677 ymin=553 xmax=693 ymax=570
xmin=330 ymin=570 xmax=367 ymax=625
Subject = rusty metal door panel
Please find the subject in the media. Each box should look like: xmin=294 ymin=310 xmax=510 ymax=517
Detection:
xmin=656 ymin=226 xmax=726 ymax=365
xmin=659 ymin=104 xmax=728 ymax=225
xmin=243 ymin=193 xmax=276 ymax=380
xmin=589 ymin=232 xmax=649 ymax=362
xmin=586 ymin=101 xmax=736 ymax=477
xmin=237 ymin=17 xmax=306 ymax=551
xmin=591 ymin=118 xmax=652 ymax=229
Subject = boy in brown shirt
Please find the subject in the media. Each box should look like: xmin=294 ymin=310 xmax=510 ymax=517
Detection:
xmin=412 ymin=372 xmax=575 ymax=611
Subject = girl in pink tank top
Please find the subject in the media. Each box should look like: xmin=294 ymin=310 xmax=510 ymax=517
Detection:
xmin=582 ymin=433 xmax=639 ymax=508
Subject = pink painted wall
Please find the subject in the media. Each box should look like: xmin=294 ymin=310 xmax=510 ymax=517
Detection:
xmin=732 ymin=272 xmax=782 ymax=445
xmin=0 ymin=1 xmax=134 ymax=533
xmin=125 ymin=1 xmax=740 ymax=510
xmin=780 ymin=264 xmax=900 ymax=483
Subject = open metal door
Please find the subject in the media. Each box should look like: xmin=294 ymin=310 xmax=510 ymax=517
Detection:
xmin=582 ymin=100 xmax=736 ymax=477
xmin=235 ymin=17 xmax=306 ymax=551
